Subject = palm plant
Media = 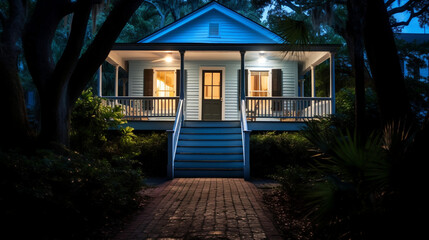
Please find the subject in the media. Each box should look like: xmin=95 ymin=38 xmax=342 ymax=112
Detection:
xmin=302 ymin=119 xmax=418 ymax=239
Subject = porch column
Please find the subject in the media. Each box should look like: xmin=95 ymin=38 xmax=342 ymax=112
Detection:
xmin=310 ymin=65 xmax=315 ymax=116
xmin=114 ymin=65 xmax=119 ymax=97
xmin=179 ymin=50 xmax=185 ymax=99
xmin=330 ymin=53 xmax=336 ymax=114
xmin=310 ymin=65 xmax=315 ymax=98
xmin=240 ymin=51 xmax=246 ymax=101
xmin=98 ymin=65 xmax=103 ymax=97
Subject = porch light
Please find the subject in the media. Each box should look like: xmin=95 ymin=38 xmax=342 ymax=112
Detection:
xmin=258 ymin=52 xmax=266 ymax=63
xmin=165 ymin=53 xmax=173 ymax=63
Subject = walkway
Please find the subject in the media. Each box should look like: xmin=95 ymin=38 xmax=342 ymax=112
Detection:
xmin=114 ymin=178 xmax=283 ymax=239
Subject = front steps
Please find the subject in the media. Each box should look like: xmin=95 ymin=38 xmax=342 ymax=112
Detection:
xmin=174 ymin=121 xmax=244 ymax=178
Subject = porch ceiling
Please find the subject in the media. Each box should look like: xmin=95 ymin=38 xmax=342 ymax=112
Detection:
xmin=107 ymin=49 xmax=332 ymax=74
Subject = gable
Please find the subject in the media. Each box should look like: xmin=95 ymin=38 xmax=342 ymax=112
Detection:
xmin=139 ymin=2 xmax=283 ymax=44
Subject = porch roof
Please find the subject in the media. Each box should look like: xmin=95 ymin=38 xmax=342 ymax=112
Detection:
xmin=106 ymin=43 xmax=340 ymax=74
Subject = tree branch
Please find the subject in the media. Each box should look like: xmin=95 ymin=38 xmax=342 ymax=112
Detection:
xmin=391 ymin=3 xmax=429 ymax=27
xmin=69 ymin=0 xmax=144 ymax=102
xmin=51 ymin=0 xmax=92 ymax=88
xmin=387 ymin=0 xmax=415 ymax=16
xmin=144 ymin=0 xmax=165 ymax=27
xmin=385 ymin=0 xmax=396 ymax=8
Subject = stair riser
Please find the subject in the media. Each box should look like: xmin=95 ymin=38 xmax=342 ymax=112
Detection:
xmin=177 ymin=147 xmax=243 ymax=154
xmin=183 ymin=121 xmax=240 ymax=128
xmin=174 ymin=170 xmax=244 ymax=178
xmin=175 ymin=161 xmax=243 ymax=168
xmin=180 ymin=134 xmax=242 ymax=140
xmin=175 ymin=154 xmax=243 ymax=161
xmin=178 ymin=140 xmax=242 ymax=147
xmin=181 ymin=128 xmax=241 ymax=134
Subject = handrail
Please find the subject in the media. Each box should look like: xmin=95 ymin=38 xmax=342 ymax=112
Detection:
xmin=103 ymin=96 xmax=179 ymax=119
xmin=246 ymin=97 xmax=332 ymax=120
xmin=240 ymin=99 xmax=250 ymax=180
xmin=168 ymin=99 xmax=184 ymax=178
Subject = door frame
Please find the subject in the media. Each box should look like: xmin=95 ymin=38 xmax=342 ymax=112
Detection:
xmin=199 ymin=66 xmax=225 ymax=120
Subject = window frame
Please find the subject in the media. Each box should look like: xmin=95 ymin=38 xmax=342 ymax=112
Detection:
xmin=247 ymin=69 xmax=272 ymax=97
xmin=153 ymin=69 xmax=177 ymax=97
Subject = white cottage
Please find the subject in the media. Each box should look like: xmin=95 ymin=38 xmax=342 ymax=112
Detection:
xmin=103 ymin=1 xmax=339 ymax=179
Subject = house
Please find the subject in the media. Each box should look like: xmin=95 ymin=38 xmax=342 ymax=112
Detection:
xmin=102 ymin=1 xmax=339 ymax=179
xmin=396 ymin=33 xmax=429 ymax=80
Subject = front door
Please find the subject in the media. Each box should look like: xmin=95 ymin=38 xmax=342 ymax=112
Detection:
xmin=202 ymin=70 xmax=222 ymax=120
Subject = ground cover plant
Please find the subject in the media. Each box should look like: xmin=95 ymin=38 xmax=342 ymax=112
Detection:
xmin=0 ymin=90 xmax=145 ymax=239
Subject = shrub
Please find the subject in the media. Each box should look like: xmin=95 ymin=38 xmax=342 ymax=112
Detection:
xmin=70 ymin=88 xmax=126 ymax=154
xmin=136 ymin=132 xmax=168 ymax=177
xmin=250 ymin=132 xmax=313 ymax=177
xmin=0 ymin=147 xmax=144 ymax=239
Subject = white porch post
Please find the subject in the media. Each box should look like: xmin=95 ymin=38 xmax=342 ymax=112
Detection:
xmin=330 ymin=53 xmax=336 ymax=114
xmin=310 ymin=65 xmax=315 ymax=97
xmin=311 ymin=65 xmax=315 ymax=116
xmin=114 ymin=65 xmax=119 ymax=97
xmin=98 ymin=65 xmax=103 ymax=97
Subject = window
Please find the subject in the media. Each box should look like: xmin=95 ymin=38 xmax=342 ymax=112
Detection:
xmin=154 ymin=70 xmax=175 ymax=97
xmin=204 ymin=71 xmax=221 ymax=99
xmin=249 ymin=71 xmax=270 ymax=97
xmin=209 ymin=23 xmax=220 ymax=37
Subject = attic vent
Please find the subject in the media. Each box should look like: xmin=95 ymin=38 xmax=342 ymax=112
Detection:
xmin=209 ymin=23 xmax=220 ymax=37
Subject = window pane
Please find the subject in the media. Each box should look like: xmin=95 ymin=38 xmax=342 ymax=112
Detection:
xmin=249 ymin=71 xmax=269 ymax=97
xmin=213 ymin=73 xmax=221 ymax=85
xmin=155 ymin=70 xmax=175 ymax=97
xmin=204 ymin=73 xmax=212 ymax=85
xmin=204 ymin=86 xmax=212 ymax=99
xmin=212 ymin=86 xmax=220 ymax=99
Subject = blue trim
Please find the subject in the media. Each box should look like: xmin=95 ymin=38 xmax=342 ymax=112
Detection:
xmin=138 ymin=1 xmax=283 ymax=44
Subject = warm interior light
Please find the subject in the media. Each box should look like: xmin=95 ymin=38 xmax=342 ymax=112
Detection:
xmin=165 ymin=54 xmax=173 ymax=63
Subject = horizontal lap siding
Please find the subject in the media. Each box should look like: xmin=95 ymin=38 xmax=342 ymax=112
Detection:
xmin=128 ymin=59 xmax=298 ymax=120
xmin=155 ymin=9 xmax=277 ymax=44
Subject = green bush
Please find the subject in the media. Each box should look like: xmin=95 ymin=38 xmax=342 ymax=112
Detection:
xmin=136 ymin=132 xmax=168 ymax=177
xmin=0 ymin=147 xmax=144 ymax=239
xmin=250 ymin=132 xmax=313 ymax=178
xmin=71 ymin=88 xmax=126 ymax=154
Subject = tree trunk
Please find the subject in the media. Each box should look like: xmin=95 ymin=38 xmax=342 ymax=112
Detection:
xmin=0 ymin=57 xmax=31 ymax=147
xmin=0 ymin=0 xmax=30 ymax=148
xmin=364 ymin=0 xmax=413 ymax=126
xmin=347 ymin=0 xmax=366 ymax=138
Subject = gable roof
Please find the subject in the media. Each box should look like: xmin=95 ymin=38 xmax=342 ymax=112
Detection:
xmin=138 ymin=1 xmax=284 ymax=44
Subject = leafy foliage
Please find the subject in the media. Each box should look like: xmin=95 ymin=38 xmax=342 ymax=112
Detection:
xmin=0 ymin=147 xmax=144 ymax=239
xmin=136 ymin=132 xmax=168 ymax=177
xmin=70 ymin=88 xmax=126 ymax=154
xmin=250 ymin=132 xmax=313 ymax=177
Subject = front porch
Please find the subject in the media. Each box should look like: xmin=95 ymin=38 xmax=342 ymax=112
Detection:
xmin=103 ymin=95 xmax=332 ymax=130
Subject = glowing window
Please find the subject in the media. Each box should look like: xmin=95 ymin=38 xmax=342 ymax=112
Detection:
xmin=249 ymin=71 xmax=269 ymax=97
xmin=155 ymin=70 xmax=175 ymax=97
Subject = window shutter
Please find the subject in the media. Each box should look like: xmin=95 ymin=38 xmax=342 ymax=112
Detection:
xmin=272 ymin=69 xmax=282 ymax=96
xmin=271 ymin=69 xmax=283 ymax=111
xmin=144 ymin=69 xmax=153 ymax=110
xmin=144 ymin=69 xmax=153 ymax=96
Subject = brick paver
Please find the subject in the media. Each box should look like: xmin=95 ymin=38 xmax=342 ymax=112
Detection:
xmin=115 ymin=178 xmax=283 ymax=239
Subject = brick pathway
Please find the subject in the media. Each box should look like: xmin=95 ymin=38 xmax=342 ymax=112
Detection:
xmin=114 ymin=178 xmax=283 ymax=239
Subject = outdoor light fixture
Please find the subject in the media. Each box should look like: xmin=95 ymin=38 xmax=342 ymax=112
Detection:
xmin=258 ymin=52 xmax=266 ymax=63
xmin=165 ymin=53 xmax=173 ymax=63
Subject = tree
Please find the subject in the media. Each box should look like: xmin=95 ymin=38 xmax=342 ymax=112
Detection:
xmin=20 ymin=0 xmax=143 ymax=146
xmin=260 ymin=0 xmax=429 ymax=129
xmin=0 ymin=0 xmax=31 ymax=147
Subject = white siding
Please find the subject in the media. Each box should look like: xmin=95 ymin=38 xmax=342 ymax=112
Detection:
xmin=128 ymin=59 xmax=298 ymax=120
xmin=154 ymin=9 xmax=277 ymax=44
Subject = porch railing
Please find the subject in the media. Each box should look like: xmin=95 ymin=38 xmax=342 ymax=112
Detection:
xmin=103 ymin=96 xmax=179 ymax=119
xmin=246 ymin=97 xmax=332 ymax=120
